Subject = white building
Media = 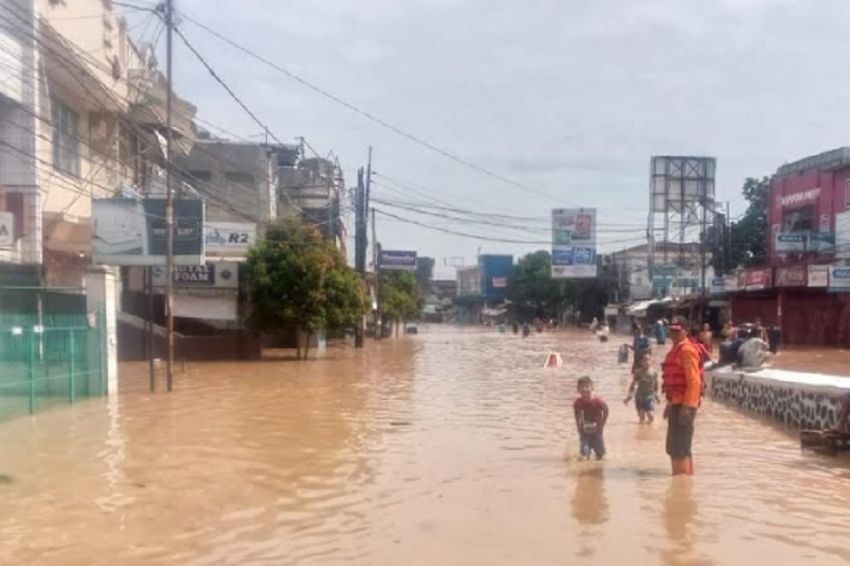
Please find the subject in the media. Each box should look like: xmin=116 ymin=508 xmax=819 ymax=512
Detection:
xmin=610 ymin=242 xmax=714 ymax=300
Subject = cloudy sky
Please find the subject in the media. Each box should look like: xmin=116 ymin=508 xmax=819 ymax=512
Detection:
xmin=135 ymin=0 xmax=850 ymax=277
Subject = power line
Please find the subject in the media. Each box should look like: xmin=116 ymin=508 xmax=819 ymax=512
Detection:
xmin=178 ymin=10 xmax=570 ymax=205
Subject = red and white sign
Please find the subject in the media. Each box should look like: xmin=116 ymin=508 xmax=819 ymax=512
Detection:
xmin=778 ymin=188 xmax=821 ymax=208
xmin=492 ymin=276 xmax=507 ymax=288
xmin=775 ymin=265 xmax=806 ymax=287
xmin=744 ymin=268 xmax=773 ymax=290
xmin=808 ymin=265 xmax=829 ymax=287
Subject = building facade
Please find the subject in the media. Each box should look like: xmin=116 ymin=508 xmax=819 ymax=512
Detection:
xmin=278 ymin=156 xmax=346 ymax=252
xmin=610 ymin=242 xmax=714 ymax=301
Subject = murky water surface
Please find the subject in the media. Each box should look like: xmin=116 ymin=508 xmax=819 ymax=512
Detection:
xmin=2 ymin=327 xmax=850 ymax=565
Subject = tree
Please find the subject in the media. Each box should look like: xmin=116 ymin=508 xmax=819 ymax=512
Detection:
xmin=729 ymin=176 xmax=770 ymax=269
xmin=415 ymin=256 xmax=435 ymax=294
xmin=507 ymin=251 xmax=574 ymax=319
xmin=244 ymin=218 xmax=368 ymax=359
xmin=380 ymin=271 xmax=421 ymax=335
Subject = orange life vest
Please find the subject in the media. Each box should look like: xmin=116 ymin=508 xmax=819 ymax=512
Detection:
xmin=661 ymin=339 xmax=705 ymax=397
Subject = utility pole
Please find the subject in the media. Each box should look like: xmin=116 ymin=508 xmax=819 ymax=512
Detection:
xmin=726 ymin=201 xmax=732 ymax=274
xmin=164 ymin=0 xmax=175 ymax=391
xmin=354 ymin=167 xmax=365 ymax=348
xmin=372 ymin=209 xmax=380 ymax=339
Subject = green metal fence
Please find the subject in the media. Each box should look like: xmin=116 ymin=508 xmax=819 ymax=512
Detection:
xmin=0 ymin=288 xmax=107 ymax=421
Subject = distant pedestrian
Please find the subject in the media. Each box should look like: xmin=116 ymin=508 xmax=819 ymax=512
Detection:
xmin=698 ymin=323 xmax=713 ymax=355
xmin=522 ymin=322 xmax=531 ymax=337
xmin=512 ymin=322 xmax=519 ymax=334
xmin=590 ymin=317 xmax=599 ymax=333
xmin=767 ymin=325 xmax=782 ymax=354
xmin=626 ymin=325 xmax=652 ymax=373
xmin=624 ymin=352 xmax=660 ymax=424
xmin=574 ymin=376 xmax=609 ymax=460
xmin=654 ymin=319 xmax=668 ymax=345
xmin=596 ymin=323 xmax=610 ymax=342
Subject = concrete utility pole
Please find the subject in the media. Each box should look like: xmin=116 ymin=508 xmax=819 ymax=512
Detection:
xmin=372 ymin=209 xmax=379 ymax=339
xmin=354 ymin=167 xmax=365 ymax=348
xmin=164 ymin=0 xmax=175 ymax=391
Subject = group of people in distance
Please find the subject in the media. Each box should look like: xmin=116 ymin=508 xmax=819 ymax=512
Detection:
xmin=573 ymin=316 xmax=708 ymax=476
xmin=718 ymin=317 xmax=780 ymax=368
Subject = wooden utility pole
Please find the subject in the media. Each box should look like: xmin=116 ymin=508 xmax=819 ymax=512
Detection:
xmin=164 ymin=0 xmax=175 ymax=391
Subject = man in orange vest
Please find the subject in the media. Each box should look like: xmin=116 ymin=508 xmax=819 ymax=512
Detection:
xmin=661 ymin=315 xmax=701 ymax=476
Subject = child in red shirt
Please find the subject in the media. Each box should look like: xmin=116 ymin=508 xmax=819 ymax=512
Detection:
xmin=574 ymin=376 xmax=609 ymax=460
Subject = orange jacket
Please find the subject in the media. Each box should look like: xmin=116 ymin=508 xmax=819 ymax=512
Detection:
xmin=661 ymin=339 xmax=702 ymax=408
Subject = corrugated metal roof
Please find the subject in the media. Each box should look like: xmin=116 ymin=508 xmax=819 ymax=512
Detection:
xmin=775 ymin=147 xmax=850 ymax=178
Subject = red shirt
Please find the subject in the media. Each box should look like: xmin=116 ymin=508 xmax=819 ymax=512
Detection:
xmin=574 ymin=396 xmax=609 ymax=434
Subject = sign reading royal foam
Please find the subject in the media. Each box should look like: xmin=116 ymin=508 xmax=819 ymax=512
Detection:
xmin=829 ymin=266 xmax=850 ymax=291
xmin=379 ymin=250 xmax=417 ymax=271
xmin=152 ymin=261 xmax=239 ymax=289
xmin=0 ymin=211 xmax=13 ymax=249
xmin=204 ymin=222 xmax=256 ymax=258
xmin=92 ymin=198 xmax=205 ymax=266
xmin=551 ymin=208 xmax=597 ymax=278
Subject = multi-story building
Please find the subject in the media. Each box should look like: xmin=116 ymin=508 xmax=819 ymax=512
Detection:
xmin=729 ymin=147 xmax=850 ymax=346
xmin=278 ymin=156 xmax=346 ymax=253
xmin=610 ymin=242 xmax=714 ymax=300
xmin=454 ymin=254 xmax=513 ymax=323
xmin=0 ymin=0 xmax=194 ymax=286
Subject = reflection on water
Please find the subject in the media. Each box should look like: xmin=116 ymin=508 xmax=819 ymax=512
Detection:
xmin=1 ymin=327 xmax=850 ymax=564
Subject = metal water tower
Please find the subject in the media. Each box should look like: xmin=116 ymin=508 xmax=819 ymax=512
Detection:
xmin=648 ymin=156 xmax=716 ymax=296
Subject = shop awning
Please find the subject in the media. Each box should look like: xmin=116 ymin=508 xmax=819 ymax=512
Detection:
xmin=626 ymin=300 xmax=655 ymax=315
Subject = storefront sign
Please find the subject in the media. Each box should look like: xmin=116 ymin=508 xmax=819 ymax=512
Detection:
xmin=152 ymin=262 xmax=238 ymax=289
xmin=775 ymin=265 xmax=806 ymax=287
xmin=744 ymin=268 xmax=772 ymax=291
xmin=92 ymin=198 xmax=205 ymax=266
xmin=828 ymin=266 xmax=850 ymax=291
xmin=775 ymin=233 xmax=806 ymax=253
xmin=0 ymin=211 xmax=13 ymax=249
xmin=204 ymin=222 xmax=256 ymax=258
xmin=710 ymin=277 xmax=726 ymax=294
xmin=810 ymin=232 xmax=835 ymax=253
xmin=492 ymin=277 xmax=507 ymax=288
xmin=380 ymin=250 xmax=417 ymax=271
xmin=808 ymin=265 xmax=829 ymax=287
xmin=778 ymin=188 xmax=820 ymax=207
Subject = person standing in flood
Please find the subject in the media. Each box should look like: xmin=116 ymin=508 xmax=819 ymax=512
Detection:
xmin=654 ymin=319 xmax=668 ymax=345
xmin=661 ymin=316 xmax=701 ymax=476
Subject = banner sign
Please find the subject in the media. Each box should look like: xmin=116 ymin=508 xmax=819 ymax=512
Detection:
xmin=0 ymin=211 xmax=12 ymax=249
xmin=204 ymin=222 xmax=256 ymax=258
xmin=829 ymin=266 xmax=850 ymax=291
xmin=152 ymin=261 xmax=239 ymax=289
xmin=775 ymin=265 xmax=807 ymax=287
xmin=710 ymin=277 xmax=726 ymax=294
xmin=744 ymin=267 xmax=772 ymax=291
xmin=551 ymin=208 xmax=597 ymax=278
xmin=380 ymin=250 xmax=417 ymax=271
xmin=775 ymin=233 xmax=806 ymax=253
xmin=808 ymin=265 xmax=829 ymax=288
xmin=492 ymin=276 xmax=507 ymax=288
xmin=92 ymin=199 xmax=204 ymax=266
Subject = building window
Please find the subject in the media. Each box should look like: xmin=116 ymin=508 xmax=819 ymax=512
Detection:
xmin=782 ymin=206 xmax=814 ymax=232
xmin=225 ymin=172 xmax=254 ymax=187
xmin=51 ymin=99 xmax=80 ymax=176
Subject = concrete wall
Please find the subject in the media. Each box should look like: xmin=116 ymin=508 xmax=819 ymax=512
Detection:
xmin=710 ymin=367 xmax=848 ymax=430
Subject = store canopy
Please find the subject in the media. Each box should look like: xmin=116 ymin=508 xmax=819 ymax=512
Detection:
xmin=626 ymin=300 xmax=655 ymax=315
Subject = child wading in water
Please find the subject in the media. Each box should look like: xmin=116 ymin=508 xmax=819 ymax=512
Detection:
xmin=574 ymin=376 xmax=609 ymax=460
xmin=624 ymin=352 xmax=660 ymax=424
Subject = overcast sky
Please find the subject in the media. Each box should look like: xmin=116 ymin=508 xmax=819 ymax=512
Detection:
xmin=135 ymin=0 xmax=850 ymax=278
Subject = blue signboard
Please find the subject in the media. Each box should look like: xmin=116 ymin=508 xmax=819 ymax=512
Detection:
xmin=379 ymin=249 xmax=417 ymax=271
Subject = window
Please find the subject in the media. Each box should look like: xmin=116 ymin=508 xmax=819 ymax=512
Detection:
xmin=225 ymin=172 xmax=254 ymax=187
xmin=51 ymin=99 xmax=80 ymax=176
xmin=782 ymin=206 xmax=815 ymax=233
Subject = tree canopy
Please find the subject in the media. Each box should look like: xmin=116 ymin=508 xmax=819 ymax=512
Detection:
xmin=380 ymin=270 xmax=421 ymax=326
xmin=415 ymin=256 xmax=435 ymax=293
xmin=729 ymin=176 xmax=770 ymax=269
xmin=244 ymin=218 xmax=368 ymax=357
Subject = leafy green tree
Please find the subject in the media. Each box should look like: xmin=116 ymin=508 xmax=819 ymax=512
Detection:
xmin=507 ymin=251 xmax=574 ymax=319
xmin=380 ymin=271 xmax=421 ymax=335
xmin=244 ymin=218 xmax=368 ymax=358
xmin=729 ymin=176 xmax=770 ymax=268
xmin=415 ymin=256 xmax=435 ymax=293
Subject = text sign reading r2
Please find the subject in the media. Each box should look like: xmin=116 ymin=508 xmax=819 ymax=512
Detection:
xmin=380 ymin=250 xmax=417 ymax=271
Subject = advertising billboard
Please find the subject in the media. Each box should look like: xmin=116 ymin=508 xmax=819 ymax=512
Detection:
xmin=775 ymin=265 xmax=806 ymax=287
xmin=808 ymin=265 xmax=829 ymax=288
xmin=204 ymin=222 xmax=256 ymax=258
xmin=829 ymin=266 xmax=850 ymax=292
xmin=379 ymin=250 xmax=417 ymax=271
xmin=551 ymin=208 xmax=597 ymax=278
xmin=92 ymin=199 xmax=204 ymax=266
xmin=151 ymin=262 xmax=239 ymax=289
xmin=744 ymin=267 xmax=772 ymax=291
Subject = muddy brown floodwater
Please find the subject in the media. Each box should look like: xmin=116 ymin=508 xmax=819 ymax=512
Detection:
xmin=2 ymin=328 xmax=850 ymax=565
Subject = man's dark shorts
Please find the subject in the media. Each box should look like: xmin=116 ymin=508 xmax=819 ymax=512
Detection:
xmin=666 ymin=404 xmax=694 ymax=458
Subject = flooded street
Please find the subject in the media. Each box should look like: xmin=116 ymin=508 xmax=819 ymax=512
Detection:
xmin=2 ymin=327 xmax=850 ymax=565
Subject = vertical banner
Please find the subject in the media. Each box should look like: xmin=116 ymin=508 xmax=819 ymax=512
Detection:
xmin=551 ymin=208 xmax=597 ymax=278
